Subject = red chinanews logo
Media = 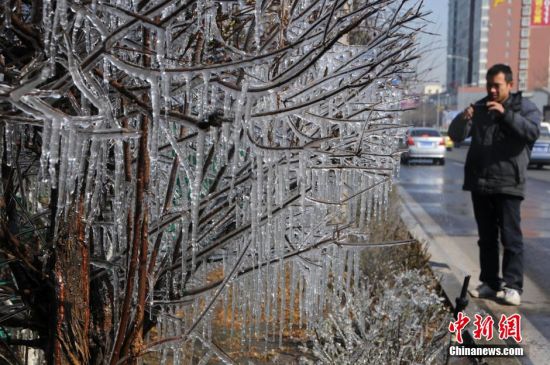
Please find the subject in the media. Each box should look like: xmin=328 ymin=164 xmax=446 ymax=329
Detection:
xmin=449 ymin=312 xmax=522 ymax=344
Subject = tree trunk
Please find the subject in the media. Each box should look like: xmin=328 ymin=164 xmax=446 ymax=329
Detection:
xmin=49 ymin=197 xmax=91 ymax=365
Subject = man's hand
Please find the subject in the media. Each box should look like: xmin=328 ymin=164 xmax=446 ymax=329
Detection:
xmin=487 ymin=101 xmax=505 ymax=115
xmin=463 ymin=105 xmax=474 ymax=120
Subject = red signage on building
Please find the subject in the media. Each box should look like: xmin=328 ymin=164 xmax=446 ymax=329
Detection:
xmin=531 ymin=0 xmax=550 ymax=26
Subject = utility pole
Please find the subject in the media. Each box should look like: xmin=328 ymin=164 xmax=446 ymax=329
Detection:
xmin=436 ymin=92 xmax=441 ymax=130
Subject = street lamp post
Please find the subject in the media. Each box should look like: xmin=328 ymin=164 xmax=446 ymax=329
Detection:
xmin=436 ymin=92 xmax=441 ymax=130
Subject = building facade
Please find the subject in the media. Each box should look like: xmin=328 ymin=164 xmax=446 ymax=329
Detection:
xmin=447 ymin=0 xmax=478 ymax=89
xmin=447 ymin=0 xmax=550 ymax=97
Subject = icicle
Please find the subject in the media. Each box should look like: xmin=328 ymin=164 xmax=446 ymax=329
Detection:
xmin=233 ymin=79 xmax=248 ymax=126
xmin=230 ymin=282 xmax=237 ymax=340
xmin=160 ymin=345 xmax=169 ymax=365
xmin=254 ymin=0 xmax=262 ymax=51
xmin=161 ymin=71 xmax=171 ymax=107
xmin=345 ymin=250 xmax=353 ymax=294
xmin=278 ymin=258 xmax=286 ymax=347
xmin=102 ymin=58 xmax=110 ymax=85
xmin=319 ymin=250 xmax=329 ymax=315
xmin=288 ymin=261 xmax=296 ymax=327
xmin=229 ymin=122 xmax=241 ymax=189
xmin=199 ymin=72 xmax=210 ymax=121
xmin=263 ymin=252 xmax=271 ymax=343
xmin=253 ymin=230 xmax=263 ymax=337
xmin=83 ymin=138 xmax=100 ymax=218
xmin=55 ymin=127 xmax=70 ymax=214
xmin=374 ymin=176 xmax=382 ymax=222
xmin=210 ymin=82 xmax=219 ymax=111
xmin=383 ymin=179 xmax=391 ymax=219
xmin=271 ymin=258 xmax=280 ymax=342
xmin=353 ymin=250 xmax=361 ymax=289
xmin=113 ymin=140 xmax=124 ymax=253
xmin=298 ymin=274 xmax=303 ymax=329
xmin=191 ymin=130 xmax=205 ymax=264
xmin=148 ymin=77 xmax=160 ymax=167
xmin=4 ymin=123 xmax=14 ymax=167
xmin=223 ymin=91 xmax=231 ymax=118
xmin=156 ymin=29 xmax=166 ymax=65
xmin=240 ymin=281 xmax=248 ymax=346
xmin=72 ymin=11 xmax=83 ymax=46
xmin=148 ymin=273 xmax=155 ymax=319
xmin=48 ymin=118 xmax=63 ymax=188
xmin=184 ymin=74 xmax=191 ymax=106
xmin=40 ymin=120 xmax=52 ymax=183
xmin=345 ymin=171 xmax=354 ymax=224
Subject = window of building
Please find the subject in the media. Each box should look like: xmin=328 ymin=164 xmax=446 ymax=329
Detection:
xmin=519 ymin=70 xmax=528 ymax=80
xmin=520 ymin=49 xmax=529 ymax=58
xmin=519 ymin=60 xmax=528 ymax=69
xmin=519 ymin=80 xmax=527 ymax=91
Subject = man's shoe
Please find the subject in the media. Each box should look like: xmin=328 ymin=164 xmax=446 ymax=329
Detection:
xmin=470 ymin=283 xmax=501 ymax=298
xmin=501 ymin=288 xmax=521 ymax=306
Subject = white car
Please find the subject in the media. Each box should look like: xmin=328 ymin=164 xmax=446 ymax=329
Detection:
xmin=401 ymin=127 xmax=446 ymax=165
xmin=530 ymin=122 xmax=550 ymax=169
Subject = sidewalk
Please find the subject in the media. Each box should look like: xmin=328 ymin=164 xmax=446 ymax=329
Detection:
xmin=398 ymin=185 xmax=550 ymax=365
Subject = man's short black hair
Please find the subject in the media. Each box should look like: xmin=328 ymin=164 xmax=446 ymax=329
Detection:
xmin=486 ymin=64 xmax=513 ymax=83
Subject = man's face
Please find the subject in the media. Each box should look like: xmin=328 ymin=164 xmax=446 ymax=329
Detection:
xmin=486 ymin=72 xmax=513 ymax=103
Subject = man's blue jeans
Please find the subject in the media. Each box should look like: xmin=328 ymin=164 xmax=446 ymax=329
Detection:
xmin=471 ymin=193 xmax=523 ymax=293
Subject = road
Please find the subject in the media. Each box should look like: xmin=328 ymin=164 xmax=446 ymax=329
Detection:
xmin=397 ymin=147 xmax=550 ymax=365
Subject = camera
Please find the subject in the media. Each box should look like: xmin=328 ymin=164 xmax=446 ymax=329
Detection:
xmin=472 ymin=102 xmax=487 ymax=110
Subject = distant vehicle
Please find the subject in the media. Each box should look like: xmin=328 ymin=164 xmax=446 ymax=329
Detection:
xmin=530 ymin=122 xmax=550 ymax=169
xmin=401 ymin=127 xmax=446 ymax=165
xmin=440 ymin=130 xmax=454 ymax=151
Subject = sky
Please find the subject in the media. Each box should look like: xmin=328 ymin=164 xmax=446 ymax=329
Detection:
xmin=417 ymin=0 xmax=449 ymax=86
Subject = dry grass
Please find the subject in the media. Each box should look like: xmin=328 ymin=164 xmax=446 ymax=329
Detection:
xmin=360 ymin=189 xmax=431 ymax=280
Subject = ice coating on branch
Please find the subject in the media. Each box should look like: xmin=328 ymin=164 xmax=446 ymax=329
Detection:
xmin=191 ymin=130 xmax=205 ymax=259
xmin=1 ymin=0 xmax=422 ymax=362
xmin=149 ymin=77 xmax=161 ymax=165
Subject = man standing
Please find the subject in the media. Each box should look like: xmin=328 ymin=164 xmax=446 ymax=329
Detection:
xmin=449 ymin=64 xmax=541 ymax=306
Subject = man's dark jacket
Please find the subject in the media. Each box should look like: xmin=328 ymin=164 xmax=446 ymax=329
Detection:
xmin=449 ymin=93 xmax=541 ymax=198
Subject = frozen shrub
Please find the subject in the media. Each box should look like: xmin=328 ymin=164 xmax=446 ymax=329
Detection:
xmin=301 ymin=270 xmax=449 ymax=364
